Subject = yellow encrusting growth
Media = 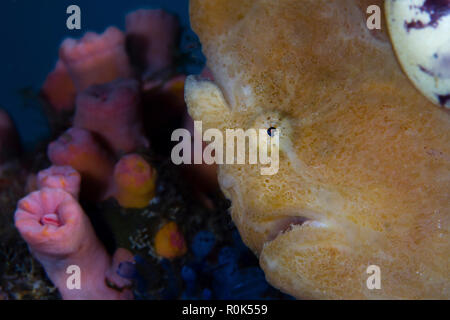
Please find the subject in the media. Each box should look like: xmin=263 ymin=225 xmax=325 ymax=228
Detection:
xmin=113 ymin=154 xmax=157 ymax=208
xmin=154 ymin=222 xmax=187 ymax=259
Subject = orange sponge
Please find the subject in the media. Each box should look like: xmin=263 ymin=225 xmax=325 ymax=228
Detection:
xmin=154 ymin=222 xmax=187 ymax=259
xmin=113 ymin=154 xmax=157 ymax=208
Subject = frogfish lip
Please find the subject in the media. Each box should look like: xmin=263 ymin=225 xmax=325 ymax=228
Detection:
xmin=266 ymin=216 xmax=310 ymax=243
xmin=265 ymin=214 xmax=328 ymax=245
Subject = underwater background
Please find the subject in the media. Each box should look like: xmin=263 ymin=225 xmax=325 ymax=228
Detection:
xmin=1 ymin=0 xmax=200 ymax=151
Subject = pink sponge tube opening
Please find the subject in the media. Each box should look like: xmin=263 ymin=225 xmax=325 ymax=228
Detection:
xmin=37 ymin=165 xmax=81 ymax=199
xmin=14 ymin=188 xmax=132 ymax=300
xmin=74 ymin=79 xmax=149 ymax=155
xmin=59 ymin=27 xmax=133 ymax=91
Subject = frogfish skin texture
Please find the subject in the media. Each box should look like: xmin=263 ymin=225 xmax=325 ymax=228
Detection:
xmin=185 ymin=0 xmax=450 ymax=299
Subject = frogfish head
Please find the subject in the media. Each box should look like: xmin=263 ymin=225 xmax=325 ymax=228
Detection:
xmin=185 ymin=0 xmax=450 ymax=299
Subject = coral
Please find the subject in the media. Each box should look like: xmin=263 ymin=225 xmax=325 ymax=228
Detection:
xmin=181 ymin=265 xmax=197 ymax=298
xmin=191 ymin=230 xmax=215 ymax=260
xmin=211 ymin=247 xmax=270 ymax=299
xmin=0 ymin=164 xmax=59 ymax=300
xmin=41 ymin=60 xmax=76 ymax=113
xmin=154 ymin=222 xmax=187 ymax=259
xmin=60 ymin=27 xmax=133 ymax=91
xmin=47 ymin=128 xmax=114 ymax=200
xmin=113 ymin=154 xmax=157 ymax=208
xmin=14 ymin=188 xmax=132 ymax=299
xmin=37 ymin=165 xmax=81 ymax=199
xmin=105 ymin=248 xmax=135 ymax=291
xmin=126 ymin=9 xmax=180 ymax=77
xmin=74 ymin=79 xmax=148 ymax=155
xmin=178 ymin=229 xmax=289 ymax=300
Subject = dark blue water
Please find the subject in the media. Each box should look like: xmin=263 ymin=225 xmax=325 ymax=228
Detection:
xmin=0 ymin=0 xmax=200 ymax=151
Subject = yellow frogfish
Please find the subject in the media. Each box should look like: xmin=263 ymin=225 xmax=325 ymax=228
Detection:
xmin=185 ymin=0 xmax=449 ymax=299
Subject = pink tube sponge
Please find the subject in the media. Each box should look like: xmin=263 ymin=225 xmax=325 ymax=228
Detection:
xmin=47 ymin=128 xmax=114 ymax=200
xmin=113 ymin=154 xmax=157 ymax=208
xmin=74 ymin=79 xmax=149 ymax=155
xmin=60 ymin=27 xmax=133 ymax=91
xmin=41 ymin=60 xmax=77 ymax=113
xmin=37 ymin=165 xmax=81 ymax=199
xmin=106 ymin=248 xmax=135 ymax=291
xmin=126 ymin=9 xmax=180 ymax=76
xmin=14 ymin=188 xmax=131 ymax=299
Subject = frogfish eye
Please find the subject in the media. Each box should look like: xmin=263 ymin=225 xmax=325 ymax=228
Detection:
xmin=267 ymin=127 xmax=277 ymax=137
